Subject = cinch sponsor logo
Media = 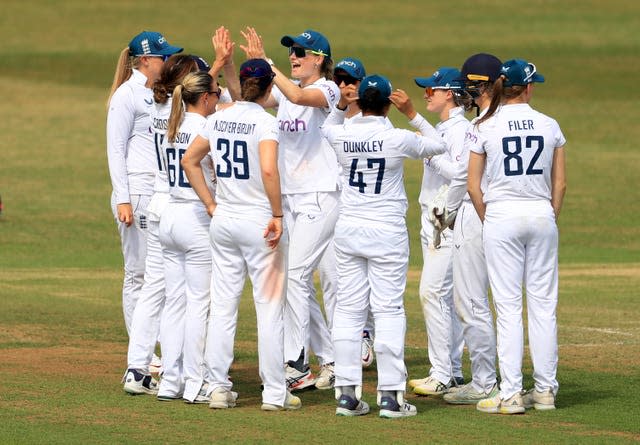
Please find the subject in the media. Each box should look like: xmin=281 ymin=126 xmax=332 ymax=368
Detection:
xmin=279 ymin=118 xmax=307 ymax=132
xmin=464 ymin=131 xmax=477 ymax=143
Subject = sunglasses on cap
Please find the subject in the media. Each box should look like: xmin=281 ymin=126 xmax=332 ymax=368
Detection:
xmin=334 ymin=72 xmax=359 ymax=87
xmin=148 ymin=54 xmax=170 ymax=62
xmin=288 ymin=46 xmax=327 ymax=58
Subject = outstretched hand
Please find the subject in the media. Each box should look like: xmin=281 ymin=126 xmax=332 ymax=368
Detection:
xmin=212 ymin=26 xmax=234 ymax=65
xmin=239 ymin=26 xmax=266 ymax=60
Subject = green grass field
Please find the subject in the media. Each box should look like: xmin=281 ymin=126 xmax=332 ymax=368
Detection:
xmin=1 ymin=1 xmax=639 ymax=443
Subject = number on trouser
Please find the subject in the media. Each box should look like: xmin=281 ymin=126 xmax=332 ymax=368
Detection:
xmin=165 ymin=147 xmax=191 ymax=188
xmin=502 ymin=135 xmax=544 ymax=176
xmin=216 ymin=138 xmax=249 ymax=179
xmin=348 ymin=158 xmax=386 ymax=194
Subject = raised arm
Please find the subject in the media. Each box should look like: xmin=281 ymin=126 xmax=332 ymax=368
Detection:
xmin=240 ymin=26 xmax=330 ymax=108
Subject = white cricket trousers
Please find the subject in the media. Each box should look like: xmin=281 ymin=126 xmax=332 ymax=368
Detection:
xmin=112 ymin=193 xmax=150 ymax=335
xmin=333 ymin=222 xmax=409 ymax=391
xmin=419 ymin=213 xmax=464 ymax=384
xmin=204 ymin=215 xmax=289 ymax=406
xmin=308 ymin=244 xmax=337 ymax=365
xmin=483 ymin=200 xmax=559 ymax=400
xmin=452 ymin=200 xmax=497 ymax=393
xmin=158 ymin=201 xmax=212 ymax=400
xmin=283 ymin=191 xmax=338 ymax=365
xmin=127 ymin=191 xmax=169 ymax=372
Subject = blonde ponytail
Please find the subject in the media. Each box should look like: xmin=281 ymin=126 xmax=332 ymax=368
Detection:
xmin=167 ymin=84 xmax=186 ymax=143
xmin=107 ymin=47 xmax=135 ymax=107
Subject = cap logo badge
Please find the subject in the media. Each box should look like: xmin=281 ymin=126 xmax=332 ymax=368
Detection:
xmin=433 ymin=71 xmax=440 ymax=77
xmin=367 ymin=81 xmax=378 ymax=87
xmin=158 ymin=36 xmax=166 ymax=44
xmin=141 ymin=39 xmax=151 ymax=54
xmin=301 ymin=32 xmax=312 ymax=40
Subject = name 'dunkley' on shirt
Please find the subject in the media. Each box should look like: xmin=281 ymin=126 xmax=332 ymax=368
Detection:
xmin=343 ymin=140 xmax=384 ymax=153
xmin=212 ymin=120 xmax=256 ymax=135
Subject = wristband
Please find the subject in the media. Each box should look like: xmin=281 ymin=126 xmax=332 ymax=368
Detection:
xmin=265 ymin=58 xmax=275 ymax=67
xmin=272 ymin=214 xmax=283 ymax=218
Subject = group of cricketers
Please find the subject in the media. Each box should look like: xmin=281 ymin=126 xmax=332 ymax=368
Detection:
xmin=107 ymin=26 xmax=566 ymax=418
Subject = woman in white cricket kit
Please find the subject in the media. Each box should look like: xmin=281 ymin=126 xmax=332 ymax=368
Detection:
xmin=467 ymin=59 xmax=567 ymax=414
xmin=107 ymin=31 xmax=182 ymax=334
xmin=154 ymin=70 xmax=221 ymax=403
xmin=409 ymin=67 xmax=469 ymax=397
xmin=107 ymin=31 xmax=181 ymax=394
xmin=124 ymin=54 xmax=212 ymax=395
xmin=321 ymin=75 xmax=446 ymax=418
xmin=442 ymin=53 xmax=503 ymax=406
xmin=240 ymin=27 xmax=339 ymax=391
xmin=182 ymin=59 xmax=301 ymax=411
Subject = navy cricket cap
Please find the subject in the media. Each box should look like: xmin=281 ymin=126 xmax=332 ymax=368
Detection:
xmin=415 ymin=67 xmax=464 ymax=89
xmin=358 ymin=74 xmax=392 ymax=99
xmin=500 ymin=59 xmax=545 ymax=87
xmin=240 ymin=59 xmax=275 ymax=79
xmin=460 ymin=53 xmax=502 ymax=82
xmin=281 ymin=29 xmax=331 ymax=58
xmin=129 ymin=31 xmax=183 ymax=57
xmin=334 ymin=57 xmax=366 ymax=80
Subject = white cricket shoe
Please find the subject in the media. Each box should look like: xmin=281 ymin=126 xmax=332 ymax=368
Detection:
xmin=285 ymin=364 xmax=316 ymax=392
xmin=413 ymin=376 xmax=452 ymax=396
xmin=336 ymin=394 xmax=370 ymax=417
xmin=185 ymin=383 xmax=210 ymax=404
xmin=315 ymin=363 xmax=335 ymax=390
xmin=261 ymin=391 xmax=302 ymax=411
xmin=149 ymin=354 xmax=162 ymax=377
xmin=378 ymin=392 xmax=417 ymax=419
xmin=444 ymin=383 xmax=499 ymax=405
xmin=477 ymin=392 xmax=525 ymax=415
xmin=208 ymin=387 xmax=238 ymax=409
xmin=522 ymin=388 xmax=556 ymax=411
xmin=123 ymin=368 xmax=159 ymax=395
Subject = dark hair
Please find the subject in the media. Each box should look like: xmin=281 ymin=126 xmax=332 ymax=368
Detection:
xmin=153 ymin=54 xmax=198 ymax=104
xmin=357 ymin=88 xmax=391 ymax=115
xmin=167 ymin=72 xmax=214 ymax=142
xmin=241 ymin=76 xmax=273 ymax=102
xmin=476 ymin=76 xmax=527 ymax=126
xmin=321 ymin=57 xmax=334 ymax=81
xmin=452 ymin=90 xmax=475 ymax=112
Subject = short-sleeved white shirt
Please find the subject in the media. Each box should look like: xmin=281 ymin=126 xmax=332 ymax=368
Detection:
xmin=200 ymin=101 xmax=280 ymax=221
xmin=321 ymin=114 xmax=446 ymax=228
xmin=469 ymin=103 xmax=566 ymax=203
xmin=164 ymin=112 xmax=215 ymax=202
xmin=272 ymin=78 xmax=341 ymax=194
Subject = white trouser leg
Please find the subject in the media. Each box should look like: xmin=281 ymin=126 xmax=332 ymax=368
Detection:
xmin=452 ymin=202 xmax=496 ymax=392
xmin=244 ymin=221 xmax=288 ymax=406
xmin=524 ymin=213 xmax=559 ymax=395
xmin=113 ymin=193 xmax=150 ymax=335
xmin=205 ymin=216 xmax=245 ymax=394
xmin=332 ymin=229 xmax=369 ymax=388
xmin=283 ymin=192 xmax=338 ymax=364
xmin=419 ymin=215 xmax=456 ymax=384
xmin=174 ymin=204 xmax=212 ymax=401
xmin=483 ymin=212 xmax=526 ymax=400
xmin=317 ymin=243 xmax=337 ymax=330
xmin=127 ymin=218 xmax=164 ymax=372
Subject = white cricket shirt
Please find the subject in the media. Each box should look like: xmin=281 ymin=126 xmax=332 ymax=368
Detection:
xmin=200 ymin=101 xmax=280 ymax=221
xmin=469 ymin=103 xmax=566 ymax=203
xmin=272 ymin=78 xmax=341 ymax=194
xmin=321 ymin=112 xmax=446 ymax=228
xmin=106 ymin=69 xmax=156 ymax=203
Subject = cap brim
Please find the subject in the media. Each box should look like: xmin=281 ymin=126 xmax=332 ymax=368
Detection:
xmin=415 ymin=77 xmax=436 ymax=88
xmin=280 ymin=35 xmax=296 ymax=47
xmin=532 ymin=73 xmax=545 ymax=83
xmin=154 ymin=45 xmax=183 ymax=56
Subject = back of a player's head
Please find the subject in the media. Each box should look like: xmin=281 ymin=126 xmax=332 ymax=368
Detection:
xmin=357 ymin=74 xmax=392 ymax=115
xmin=239 ymin=59 xmax=276 ymax=102
xmin=153 ymin=54 xmax=200 ymax=104
xmin=460 ymin=53 xmax=502 ymax=98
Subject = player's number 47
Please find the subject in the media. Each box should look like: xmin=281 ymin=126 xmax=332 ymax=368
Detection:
xmin=349 ymin=158 xmax=386 ymax=194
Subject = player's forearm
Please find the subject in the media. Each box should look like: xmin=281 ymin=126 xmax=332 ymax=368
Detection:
xmin=409 ymin=113 xmax=446 ymax=156
xmin=222 ymin=61 xmax=241 ymax=101
xmin=262 ymin=170 xmax=283 ymax=217
xmin=183 ymin=164 xmax=216 ymax=210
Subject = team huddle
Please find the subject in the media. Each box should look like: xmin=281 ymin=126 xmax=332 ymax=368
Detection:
xmin=106 ymin=26 xmax=566 ymax=418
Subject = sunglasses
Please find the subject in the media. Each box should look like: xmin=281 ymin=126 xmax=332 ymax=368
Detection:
xmin=288 ymin=46 xmax=327 ymax=58
xmin=334 ymin=73 xmax=359 ymax=87
xmin=209 ymin=87 xmax=222 ymax=98
xmin=148 ymin=54 xmax=170 ymax=62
